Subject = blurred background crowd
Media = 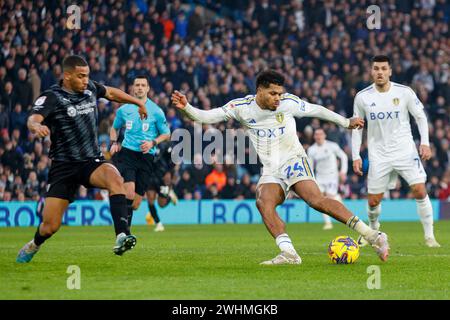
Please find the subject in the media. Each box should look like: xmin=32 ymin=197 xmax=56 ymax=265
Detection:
xmin=0 ymin=0 xmax=449 ymax=202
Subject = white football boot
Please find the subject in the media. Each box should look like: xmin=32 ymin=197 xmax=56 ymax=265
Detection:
xmin=260 ymin=251 xmax=302 ymax=265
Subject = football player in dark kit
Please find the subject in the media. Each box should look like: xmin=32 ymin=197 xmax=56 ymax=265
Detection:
xmin=16 ymin=55 xmax=148 ymax=263
xmin=144 ymin=141 xmax=178 ymax=232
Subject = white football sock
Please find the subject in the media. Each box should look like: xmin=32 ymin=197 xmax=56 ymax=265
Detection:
xmin=416 ymin=195 xmax=434 ymax=239
xmin=275 ymin=233 xmax=298 ymax=256
xmin=347 ymin=216 xmax=378 ymax=243
xmin=368 ymin=204 xmax=381 ymax=230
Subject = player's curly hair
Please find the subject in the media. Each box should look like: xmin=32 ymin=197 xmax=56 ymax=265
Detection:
xmin=256 ymin=69 xmax=285 ymax=89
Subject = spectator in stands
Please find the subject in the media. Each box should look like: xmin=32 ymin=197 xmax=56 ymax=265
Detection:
xmin=13 ymin=68 xmax=33 ymax=109
xmin=235 ymin=174 xmax=256 ymax=199
xmin=205 ymin=163 xmax=227 ymax=192
xmin=9 ymin=103 xmax=27 ymax=136
xmin=1 ymin=81 xmax=17 ymax=113
xmin=203 ymin=183 xmax=220 ymax=200
xmin=0 ymin=104 xmax=9 ymax=132
xmin=220 ymin=176 xmax=239 ymax=199
xmin=176 ymin=169 xmax=197 ymax=200
xmin=1 ymin=140 xmax=23 ymax=176
xmin=188 ymin=153 xmax=211 ymax=190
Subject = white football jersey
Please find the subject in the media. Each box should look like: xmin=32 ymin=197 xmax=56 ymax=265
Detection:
xmin=352 ymin=82 xmax=429 ymax=162
xmin=183 ymin=93 xmax=349 ymax=176
xmin=307 ymin=140 xmax=348 ymax=177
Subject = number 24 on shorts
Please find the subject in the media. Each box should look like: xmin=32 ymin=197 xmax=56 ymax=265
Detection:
xmin=284 ymin=161 xmax=307 ymax=179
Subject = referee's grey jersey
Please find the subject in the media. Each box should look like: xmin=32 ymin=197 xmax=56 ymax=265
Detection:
xmin=30 ymin=80 xmax=106 ymax=162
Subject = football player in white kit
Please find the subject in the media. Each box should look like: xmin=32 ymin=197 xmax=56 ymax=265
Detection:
xmin=352 ymin=55 xmax=440 ymax=248
xmin=172 ymin=70 xmax=390 ymax=264
xmin=307 ymin=128 xmax=348 ymax=230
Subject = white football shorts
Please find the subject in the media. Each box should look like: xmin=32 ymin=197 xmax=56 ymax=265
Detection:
xmin=316 ymin=174 xmax=339 ymax=196
xmin=368 ymin=150 xmax=426 ymax=194
xmin=257 ymin=156 xmax=316 ymax=197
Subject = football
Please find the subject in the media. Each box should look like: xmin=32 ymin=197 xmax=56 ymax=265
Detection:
xmin=328 ymin=236 xmax=360 ymax=264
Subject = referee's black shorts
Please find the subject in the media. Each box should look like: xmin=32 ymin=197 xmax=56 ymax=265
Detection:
xmin=46 ymin=157 xmax=106 ymax=203
xmin=114 ymin=147 xmax=155 ymax=196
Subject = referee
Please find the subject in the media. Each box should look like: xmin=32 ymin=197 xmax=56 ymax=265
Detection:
xmin=16 ymin=55 xmax=148 ymax=263
xmin=109 ymin=75 xmax=170 ymax=231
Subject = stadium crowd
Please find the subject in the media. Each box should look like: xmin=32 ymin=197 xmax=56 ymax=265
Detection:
xmin=0 ymin=0 xmax=449 ymax=202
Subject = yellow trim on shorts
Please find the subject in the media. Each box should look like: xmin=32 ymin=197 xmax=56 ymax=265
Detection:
xmin=302 ymin=158 xmax=313 ymax=177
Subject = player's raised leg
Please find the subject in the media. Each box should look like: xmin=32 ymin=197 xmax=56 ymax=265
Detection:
xmin=257 ymin=183 xmax=301 ymax=265
xmin=16 ymin=197 xmax=69 ymax=263
xmin=322 ymin=193 xmax=343 ymax=230
xmin=89 ymin=163 xmax=136 ymax=255
xmin=411 ymin=183 xmax=440 ymax=247
xmin=291 ymin=180 xmax=389 ymax=262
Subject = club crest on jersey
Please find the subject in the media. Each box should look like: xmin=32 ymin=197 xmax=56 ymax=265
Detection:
xmin=275 ymin=112 xmax=284 ymax=123
xmin=67 ymin=106 xmax=77 ymax=117
xmin=142 ymin=123 xmax=149 ymax=132
xmin=393 ymin=98 xmax=400 ymax=106
xmin=126 ymin=120 xmax=133 ymax=130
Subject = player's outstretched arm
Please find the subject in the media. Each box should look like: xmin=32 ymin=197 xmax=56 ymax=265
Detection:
xmin=171 ymin=90 xmax=228 ymax=124
xmin=295 ymin=101 xmax=364 ymax=129
xmin=27 ymin=114 xmax=50 ymax=138
xmin=104 ymin=86 xmax=148 ymax=120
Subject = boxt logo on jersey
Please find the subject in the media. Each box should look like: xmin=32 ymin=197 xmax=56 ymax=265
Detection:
xmin=254 ymin=127 xmax=286 ymax=138
xmin=369 ymin=111 xmax=400 ymax=120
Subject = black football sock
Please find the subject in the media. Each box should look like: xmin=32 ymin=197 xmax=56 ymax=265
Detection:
xmin=126 ymin=199 xmax=134 ymax=228
xmin=109 ymin=194 xmax=130 ymax=236
xmin=148 ymin=203 xmax=160 ymax=224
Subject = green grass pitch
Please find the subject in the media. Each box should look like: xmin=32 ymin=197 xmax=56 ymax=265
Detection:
xmin=1 ymin=221 xmax=449 ymax=299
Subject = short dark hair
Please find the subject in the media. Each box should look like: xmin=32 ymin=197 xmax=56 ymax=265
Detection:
xmin=133 ymin=75 xmax=149 ymax=85
xmin=256 ymin=69 xmax=285 ymax=89
xmin=62 ymin=55 xmax=88 ymax=72
xmin=371 ymin=55 xmax=391 ymax=65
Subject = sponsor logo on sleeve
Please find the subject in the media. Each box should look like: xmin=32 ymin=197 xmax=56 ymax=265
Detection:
xmin=126 ymin=120 xmax=133 ymax=130
xmin=34 ymin=96 xmax=47 ymax=106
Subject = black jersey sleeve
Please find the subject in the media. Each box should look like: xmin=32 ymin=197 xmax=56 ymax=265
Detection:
xmin=92 ymin=80 xmax=107 ymax=98
xmin=29 ymin=91 xmax=58 ymax=118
